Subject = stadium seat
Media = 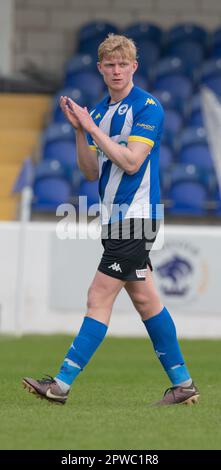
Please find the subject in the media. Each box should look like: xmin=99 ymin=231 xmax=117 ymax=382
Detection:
xmin=179 ymin=127 xmax=214 ymax=171
xmin=152 ymin=57 xmax=193 ymax=104
xmin=168 ymin=180 xmax=208 ymax=216
xmin=77 ymin=21 xmax=118 ymax=56
xmin=79 ymin=179 xmax=99 ymax=207
xmin=151 ymin=89 xmax=177 ymax=110
xmin=164 ymin=109 xmax=183 ymax=142
xmin=133 ymin=73 xmax=149 ymax=90
xmin=153 ymin=56 xmax=187 ymax=79
xmin=42 ymin=122 xmax=77 ymax=169
xmin=187 ymin=94 xmax=204 ymax=127
xmin=154 ymin=74 xmax=193 ymax=102
xmin=167 ymin=23 xmax=207 ymax=43
xmin=201 ymin=59 xmax=221 ymax=95
xmin=123 ymin=22 xmax=163 ymax=45
xmin=166 ymin=24 xmax=207 ymax=72
xmin=213 ymin=187 xmax=221 ymax=215
xmin=43 ymin=139 xmax=77 ymax=169
xmin=64 ymin=71 xmax=104 ymax=102
xmin=52 ymin=87 xmax=93 ymax=122
xmin=42 ymin=122 xmax=75 ymax=145
xmin=167 ymin=41 xmax=204 ymax=73
xmin=136 ymin=42 xmax=161 ymax=73
xmin=211 ymin=27 xmax=221 ymax=58
xmin=64 ymin=54 xmax=96 ymax=77
xmin=32 ymin=160 xmax=73 ymax=211
xmin=159 ymin=143 xmax=174 ymax=171
xmin=123 ymin=23 xmax=163 ymax=74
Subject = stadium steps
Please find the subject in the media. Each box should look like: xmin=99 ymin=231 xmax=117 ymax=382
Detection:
xmin=0 ymin=94 xmax=51 ymax=129
xmin=0 ymin=94 xmax=51 ymax=220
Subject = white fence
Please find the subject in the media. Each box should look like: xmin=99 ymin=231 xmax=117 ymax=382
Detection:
xmin=0 ymin=221 xmax=221 ymax=337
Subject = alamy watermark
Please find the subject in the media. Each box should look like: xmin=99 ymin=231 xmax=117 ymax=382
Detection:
xmin=56 ymin=197 xmax=165 ymax=250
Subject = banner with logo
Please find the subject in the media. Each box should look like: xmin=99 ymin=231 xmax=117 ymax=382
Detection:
xmin=151 ymin=225 xmax=221 ymax=315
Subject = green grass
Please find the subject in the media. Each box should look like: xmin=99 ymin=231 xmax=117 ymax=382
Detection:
xmin=0 ymin=335 xmax=221 ymax=450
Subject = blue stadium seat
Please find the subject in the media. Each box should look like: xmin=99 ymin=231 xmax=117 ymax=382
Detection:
xmin=152 ymin=57 xmax=193 ymax=103
xmin=32 ymin=160 xmax=73 ymax=211
xmin=166 ymin=24 xmax=207 ymax=72
xmin=201 ymin=59 xmax=221 ymax=95
xmin=136 ymin=41 xmax=161 ymax=72
xmin=170 ymin=162 xmax=209 ymax=186
xmin=179 ymin=127 xmax=214 ymax=171
xmin=123 ymin=22 xmax=163 ymax=44
xmin=153 ymin=56 xmax=187 ymax=78
xmin=214 ymin=187 xmax=221 ymax=215
xmin=211 ymin=27 xmax=221 ymax=58
xmin=164 ymin=109 xmax=183 ymax=142
xmin=187 ymin=94 xmax=204 ymax=127
xmin=64 ymin=71 xmax=104 ymax=103
xmin=64 ymin=54 xmax=96 ymax=79
xmin=42 ymin=122 xmax=77 ymax=168
xmin=159 ymin=144 xmax=174 ymax=171
xmin=167 ymin=163 xmax=209 ymax=215
xmin=123 ymin=22 xmax=162 ymax=74
xmin=79 ymin=179 xmax=99 ymax=207
xmin=167 ymin=23 xmax=207 ymax=44
xmin=133 ymin=73 xmax=149 ymax=90
xmin=154 ymin=74 xmax=193 ymax=102
xmin=166 ymin=41 xmax=204 ymax=73
xmin=77 ymin=21 xmax=118 ymax=56
xmin=43 ymin=140 xmax=77 ymax=169
xmin=168 ymin=180 xmax=207 ymax=216
xmin=151 ymin=89 xmax=177 ymax=110
xmin=42 ymin=122 xmax=75 ymax=146
xmin=52 ymin=87 xmax=93 ymax=122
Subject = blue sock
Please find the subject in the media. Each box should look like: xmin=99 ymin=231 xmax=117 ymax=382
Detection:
xmin=143 ymin=307 xmax=191 ymax=386
xmin=56 ymin=317 xmax=108 ymax=387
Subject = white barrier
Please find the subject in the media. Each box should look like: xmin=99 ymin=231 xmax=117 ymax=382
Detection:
xmin=0 ymin=221 xmax=221 ymax=337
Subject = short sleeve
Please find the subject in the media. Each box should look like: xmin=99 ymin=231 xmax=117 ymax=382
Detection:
xmin=128 ymin=99 xmax=164 ymax=148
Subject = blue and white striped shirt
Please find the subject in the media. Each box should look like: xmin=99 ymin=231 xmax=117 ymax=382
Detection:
xmin=87 ymin=86 xmax=164 ymax=224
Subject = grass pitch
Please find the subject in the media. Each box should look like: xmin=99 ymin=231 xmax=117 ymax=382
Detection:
xmin=0 ymin=335 xmax=221 ymax=450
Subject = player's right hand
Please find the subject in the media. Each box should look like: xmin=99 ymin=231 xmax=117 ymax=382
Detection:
xmin=60 ymin=96 xmax=81 ymax=129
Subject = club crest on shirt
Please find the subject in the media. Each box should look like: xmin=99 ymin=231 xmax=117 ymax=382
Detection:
xmin=118 ymin=104 xmax=129 ymax=115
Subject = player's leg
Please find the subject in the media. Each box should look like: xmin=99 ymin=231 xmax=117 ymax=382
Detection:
xmin=125 ymin=267 xmax=200 ymax=405
xmin=23 ymin=271 xmax=124 ymax=404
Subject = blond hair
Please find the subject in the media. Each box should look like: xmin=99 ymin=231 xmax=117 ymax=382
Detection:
xmin=98 ymin=34 xmax=137 ymax=62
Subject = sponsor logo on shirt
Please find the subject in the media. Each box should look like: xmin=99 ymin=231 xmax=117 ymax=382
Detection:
xmin=136 ymin=123 xmax=155 ymax=131
xmin=145 ymin=98 xmax=157 ymax=106
xmin=118 ymin=104 xmax=129 ymax=115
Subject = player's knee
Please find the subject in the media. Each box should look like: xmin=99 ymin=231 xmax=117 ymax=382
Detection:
xmin=133 ymin=291 xmax=161 ymax=316
xmin=87 ymin=285 xmax=108 ymax=310
xmin=132 ymin=292 xmax=149 ymax=313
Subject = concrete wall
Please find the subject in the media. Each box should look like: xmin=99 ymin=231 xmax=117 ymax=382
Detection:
xmin=0 ymin=0 xmax=14 ymax=74
xmin=0 ymin=221 xmax=220 ymax=337
xmin=13 ymin=0 xmax=221 ymax=73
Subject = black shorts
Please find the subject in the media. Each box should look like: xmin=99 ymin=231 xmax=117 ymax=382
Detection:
xmin=98 ymin=218 xmax=159 ymax=281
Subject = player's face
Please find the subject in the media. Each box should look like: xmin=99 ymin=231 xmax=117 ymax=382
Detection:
xmin=98 ymin=52 xmax=138 ymax=93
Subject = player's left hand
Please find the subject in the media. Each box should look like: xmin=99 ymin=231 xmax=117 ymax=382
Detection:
xmin=66 ymin=98 xmax=97 ymax=134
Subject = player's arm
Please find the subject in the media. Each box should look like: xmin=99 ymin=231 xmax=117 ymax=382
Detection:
xmin=67 ymin=98 xmax=155 ymax=174
xmin=76 ymin=127 xmax=99 ymax=181
xmin=60 ymin=96 xmax=99 ymax=181
xmin=90 ymin=126 xmax=153 ymax=174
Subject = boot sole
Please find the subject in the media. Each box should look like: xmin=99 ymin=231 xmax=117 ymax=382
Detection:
xmin=182 ymin=394 xmax=200 ymax=405
xmin=22 ymin=379 xmax=65 ymax=405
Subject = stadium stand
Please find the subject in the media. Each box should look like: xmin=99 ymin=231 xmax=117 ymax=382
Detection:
xmin=8 ymin=21 xmax=221 ymax=220
xmin=0 ymin=94 xmax=50 ymax=220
